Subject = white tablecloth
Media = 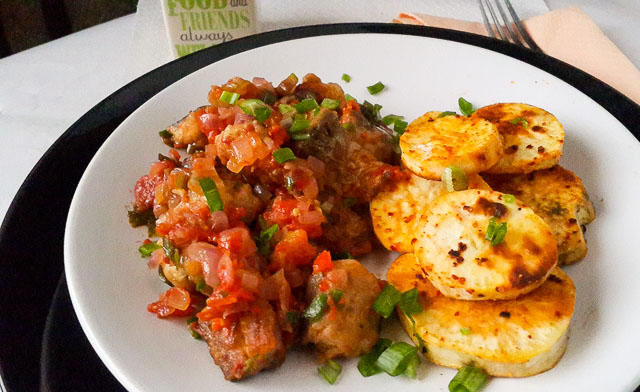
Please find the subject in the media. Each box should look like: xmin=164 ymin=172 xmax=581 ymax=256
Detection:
xmin=0 ymin=0 xmax=638 ymax=223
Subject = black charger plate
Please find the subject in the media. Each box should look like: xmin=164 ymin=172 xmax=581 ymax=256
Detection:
xmin=0 ymin=23 xmax=639 ymax=392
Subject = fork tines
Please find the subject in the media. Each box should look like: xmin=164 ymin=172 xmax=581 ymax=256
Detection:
xmin=478 ymin=0 xmax=542 ymax=52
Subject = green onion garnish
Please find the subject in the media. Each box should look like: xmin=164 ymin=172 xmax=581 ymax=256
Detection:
xmin=219 ymin=90 xmax=240 ymax=104
xmin=503 ymin=194 xmax=515 ymax=203
xmin=162 ymin=237 xmax=181 ymax=266
xmin=195 ymin=279 xmax=213 ymax=295
xmin=341 ymin=122 xmax=355 ymax=132
xmin=238 ymin=99 xmax=272 ymax=123
xmin=394 ymin=120 xmax=408 ymax=135
xmin=294 ymin=98 xmax=319 ymax=113
xmin=438 ymin=111 xmax=457 ymax=118
xmin=372 ymin=283 xmax=403 ymax=318
xmin=357 ymin=338 xmax=393 ymax=377
xmin=441 ymin=165 xmax=469 ymax=192
xmin=449 ymin=365 xmax=488 ymax=392
xmin=186 ymin=316 xmax=198 ymax=324
xmin=278 ymin=104 xmax=295 ymax=114
xmin=158 ymin=129 xmax=172 ymax=139
xmin=273 ymin=147 xmax=296 ymax=164
xmin=262 ymin=91 xmax=277 ymax=105
xmin=399 ymin=287 xmax=423 ymax=317
xmin=345 ymin=94 xmax=356 ymax=102
xmin=332 ymin=252 xmax=352 ymax=260
xmin=485 ymin=217 xmax=507 ymax=246
xmin=460 ymin=327 xmax=471 ymax=335
xmin=303 ymin=293 xmax=328 ymax=322
xmin=287 ymin=311 xmax=300 ymax=324
xmin=458 ymin=97 xmax=475 ymax=116
xmin=285 ymin=176 xmax=295 ymax=191
xmin=376 ymin=342 xmax=418 ymax=376
xmin=255 ymin=223 xmax=278 ymax=256
xmin=291 ymin=132 xmax=310 ymax=141
xmin=360 ymin=101 xmax=382 ymax=123
xmin=318 ymin=360 xmax=342 ymax=385
xmin=290 ymin=115 xmax=311 ymax=133
xmin=186 ymin=316 xmax=202 ymax=339
xmin=382 ymin=114 xmax=404 ymax=126
xmin=403 ymin=352 xmax=421 ymax=379
xmin=330 ymin=289 xmax=344 ymax=303
xmin=367 ymin=82 xmax=385 ymax=95
xmin=138 ymin=242 xmax=161 ymax=257
xmin=199 ymin=177 xmax=224 ymax=212
xmin=342 ymin=73 xmax=351 ymax=83
xmin=158 ymin=153 xmax=180 ymax=166
xmin=510 ymin=117 xmax=529 ymax=128
xmin=321 ymin=98 xmax=340 ymax=110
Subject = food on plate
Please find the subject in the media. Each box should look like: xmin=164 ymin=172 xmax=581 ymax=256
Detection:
xmin=413 ymin=189 xmax=558 ymax=300
xmin=130 ymin=73 xmax=406 ymax=380
xmin=304 ymin=258 xmax=382 ymax=359
xmin=387 ymin=253 xmax=575 ymax=378
xmin=471 ymin=103 xmax=565 ymax=174
xmin=370 ymin=173 xmax=491 ymax=254
xmin=399 ymin=111 xmax=503 ymax=179
xmin=483 ymin=165 xmax=596 ymax=265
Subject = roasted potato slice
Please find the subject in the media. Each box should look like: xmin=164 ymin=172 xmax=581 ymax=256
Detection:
xmin=472 ymin=103 xmax=564 ymax=174
xmin=370 ymin=173 xmax=491 ymax=253
xmin=414 ymin=189 xmax=557 ymax=300
xmin=483 ymin=165 xmax=595 ymax=265
xmin=387 ymin=254 xmax=575 ymax=377
xmin=400 ymin=112 xmax=503 ymax=180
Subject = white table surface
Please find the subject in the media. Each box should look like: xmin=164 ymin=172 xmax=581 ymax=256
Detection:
xmin=0 ymin=1 xmax=638 ymax=391
xmin=0 ymin=0 xmax=638 ymax=224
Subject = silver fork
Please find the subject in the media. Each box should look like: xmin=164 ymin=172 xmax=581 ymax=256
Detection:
xmin=478 ymin=0 xmax=542 ymax=52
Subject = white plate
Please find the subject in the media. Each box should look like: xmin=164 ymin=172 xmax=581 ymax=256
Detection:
xmin=65 ymin=32 xmax=640 ymax=392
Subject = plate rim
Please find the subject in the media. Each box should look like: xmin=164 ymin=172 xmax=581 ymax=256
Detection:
xmin=2 ymin=23 xmax=640 ymax=392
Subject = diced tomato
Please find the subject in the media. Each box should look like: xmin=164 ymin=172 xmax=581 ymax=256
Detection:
xmin=149 ymin=160 xmax=175 ymax=178
xmin=134 ymin=175 xmax=156 ymax=211
xmin=312 ymin=251 xmax=334 ymax=274
xmin=267 ymin=124 xmax=289 ymax=147
xmin=265 ymin=196 xmax=324 ymax=239
xmin=147 ymin=287 xmax=192 ymax=318
xmin=218 ymin=227 xmax=257 ymax=258
xmin=318 ymin=280 xmax=330 ymax=292
xmin=270 ymin=229 xmax=317 ymax=270
xmin=327 ymin=296 xmax=338 ymax=321
xmin=169 ymin=148 xmax=181 ymax=162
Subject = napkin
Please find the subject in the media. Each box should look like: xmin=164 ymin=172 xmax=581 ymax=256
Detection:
xmin=394 ymin=7 xmax=640 ymax=105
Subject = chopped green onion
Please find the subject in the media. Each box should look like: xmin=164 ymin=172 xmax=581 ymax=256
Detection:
xmin=342 ymin=73 xmax=351 ymax=82
xmin=186 ymin=316 xmax=198 ymax=324
xmin=460 ymin=327 xmax=471 ymax=335
xmin=382 ymin=114 xmax=404 ymax=126
xmin=138 ymin=242 xmax=161 ymax=257
xmin=158 ymin=153 xmax=180 ymax=166
xmin=199 ymin=178 xmax=224 ymax=212
xmin=313 ymin=107 xmax=321 ymax=116
xmin=157 ymin=265 xmax=173 ymax=287
xmin=278 ymin=104 xmax=295 ymax=114
xmin=394 ymin=120 xmax=408 ymax=135
xmin=287 ymin=311 xmax=300 ymax=324
xmin=162 ymin=237 xmax=181 ymax=266
xmin=158 ymin=129 xmax=172 ymax=139
xmin=321 ymin=98 xmax=341 ymax=110
xmin=485 ymin=217 xmax=507 ymax=246
xmin=186 ymin=316 xmax=202 ymax=339
xmin=219 ymin=90 xmax=240 ymax=104
xmin=360 ymin=100 xmax=382 ymax=123
xmin=186 ymin=143 xmax=203 ymax=154
xmin=399 ymin=287 xmax=423 ymax=317
xmin=503 ymin=194 xmax=515 ymax=203
xmin=303 ymin=293 xmax=328 ymax=322
xmin=238 ymin=99 xmax=272 ymax=123
xmin=372 ymin=283 xmax=402 ymax=318
xmin=345 ymin=94 xmax=356 ymax=102
xmin=195 ymin=279 xmax=213 ymax=295
xmin=367 ymin=81 xmax=386 ymax=95
xmin=510 ymin=117 xmax=529 ymax=128
xmin=291 ymin=132 xmax=310 ymax=141
xmin=255 ymin=223 xmax=278 ymax=256
xmin=442 ymin=165 xmax=469 ymax=192
xmin=357 ymin=338 xmax=393 ymax=377
xmin=449 ymin=366 xmax=488 ymax=392
xmin=330 ymin=289 xmax=344 ymax=303
xmin=376 ymin=342 xmax=418 ymax=376
xmin=438 ymin=111 xmax=457 ymax=118
xmin=318 ymin=360 xmax=342 ymax=385
xmin=290 ymin=115 xmax=311 ymax=133
xmin=261 ymin=91 xmax=277 ymax=105
xmin=273 ymin=147 xmax=297 ymax=164
xmin=458 ymin=97 xmax=475 ymax=116
xmin=332 ymin=252 xmax=352 ymax=260
xmin=402 ymin=352 xmax=421 ymax=379
xmin=128 ymin=209 xmax=157 ymax=236
xmin=285 ymin=176 xmax=295 ymax=191
xmin=294 ymin=98 xmax=319 ymax=113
